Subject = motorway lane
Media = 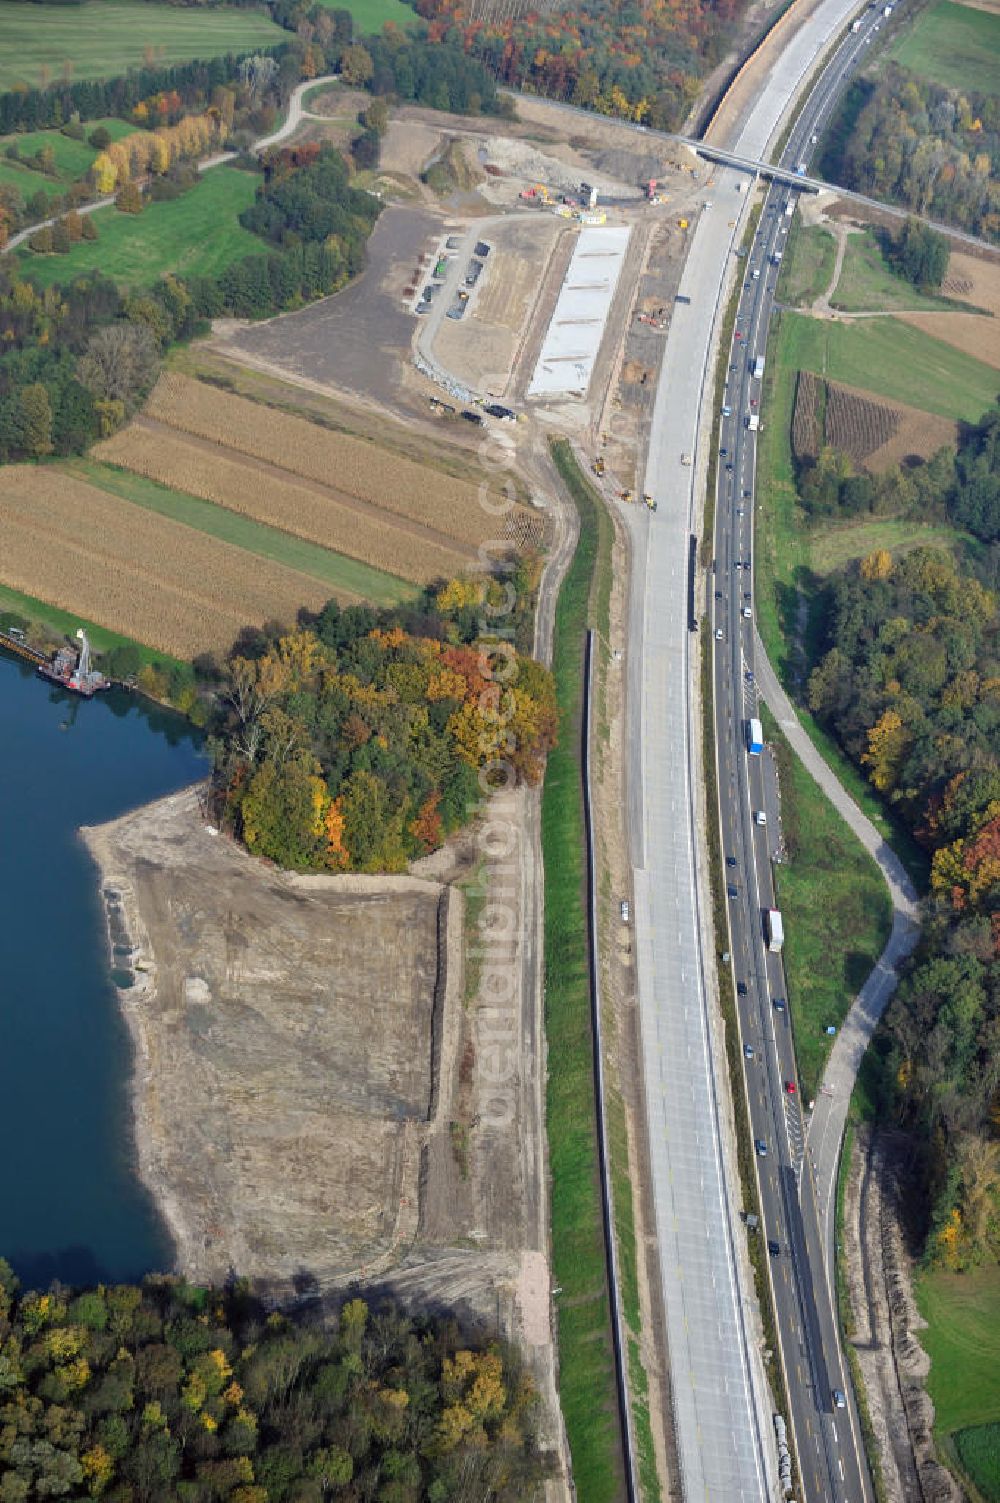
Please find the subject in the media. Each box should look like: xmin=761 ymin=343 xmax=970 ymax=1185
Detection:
xmin=710 ymin=5 xmax=909 ymax=1499
xmin=630 ymin=0 xmax=901 ymax=1495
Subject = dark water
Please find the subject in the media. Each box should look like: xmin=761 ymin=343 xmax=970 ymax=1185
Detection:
xmin=0 ymin=653 xmax=207 ymax=1288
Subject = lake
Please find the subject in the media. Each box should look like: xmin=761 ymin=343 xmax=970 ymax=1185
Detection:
xmin=0 ymin=652 xmax=207 ymax=1288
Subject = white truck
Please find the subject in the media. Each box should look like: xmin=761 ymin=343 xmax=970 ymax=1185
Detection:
xmin=747 ymin=413 xmax=760 ymax=431
xmin=753 ymin=355 xmax=765 ymax=379
xmin=851 ymin=17 xmax=862 ymax=30
xmin=766 ymin=908 xmax=784 ymax=954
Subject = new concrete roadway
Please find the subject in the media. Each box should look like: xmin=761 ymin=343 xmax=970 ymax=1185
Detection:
xmin=629 ymin=0 xmax=904 ymax=1497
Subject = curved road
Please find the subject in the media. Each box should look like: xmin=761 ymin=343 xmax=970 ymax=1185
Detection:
xmin=5 ymin=75 xmax=339 ymax=252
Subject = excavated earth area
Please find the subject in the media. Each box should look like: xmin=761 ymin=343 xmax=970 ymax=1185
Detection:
xmin=82 ymin=787 xmax=455 ymax=1293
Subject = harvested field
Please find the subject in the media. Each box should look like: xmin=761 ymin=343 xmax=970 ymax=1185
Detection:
xmin=135 ymin=373 xmax=540 ymax=548
xmin=792 ymin=369 xmax=822 ymax=461
xmin=94 ymin=423 xmax=472 ymax=585
xmin=0 ymin=468 xmax=330 ymax=657
xmin=896 ymin=311 xmax=1000 ymax=371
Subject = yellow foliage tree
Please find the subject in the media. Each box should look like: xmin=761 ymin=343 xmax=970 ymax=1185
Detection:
xmin=860 ymin=548 xmax=892 ymax=581
xmin=81 ymin=1443 xmax=114 ymax=1497
xmin=862 ymin=709 xmax=908 ymax=792
xmin=91 ymin=152 xmax=117 ymax=195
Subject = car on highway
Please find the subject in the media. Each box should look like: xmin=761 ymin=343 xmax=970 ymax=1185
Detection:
xmin=755 ymin=1139 xmax=768 ymax=1157
xmin=832 ymin=1389 xmax=847 ymax=1410
xmin=742 ymin=605 xmax=752 ymax=618
xmin=722 ymin=405 xmax=732 ymax=417
xmin=736 ymin=507 xmax=745 ymax=517
xmin=785 ymin=1080 xmax=796 ymax=1095
xmin=773 ymin=997 xmax=786 ymax=1012
xmin=744 ymin=1043 xmax=755 ymax=1059
xmin=726 ymin=855 xmax=737 ymax=867
xmin=720 ymin=447 xmax=728 ymax=456
xmin=737 ymin=980 xmax=748 ymax=996
xmin=754 ymin=810 xmax=767 ymax=826
xmin=725 ymin=463 xmax=734 ymax=473
xmin=715 ymin=628 xmax=724 ymax=640
xmin=727 ymin=884 xmax=738 ymax=898
xmin=734 ymin=330 xmax=744 ymax=340
xmin=768 ymin=1239 xmax=781 ymax=1255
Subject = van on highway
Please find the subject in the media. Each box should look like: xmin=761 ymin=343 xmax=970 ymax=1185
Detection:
xmin=755 ymin=1139 xmax=768 ymax=1157
xmin=754 ymin=809 xmax=767 ymax=826
xmin=832 ymin=1389 xmax=847 ymax=1410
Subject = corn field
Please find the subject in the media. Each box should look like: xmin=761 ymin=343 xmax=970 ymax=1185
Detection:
xmin=94 ymin=424 xmax=472 ymax=586
xmin=142 ymin=374 xmax=535 ymax=549
xmin=0 ymin=468 xmax=331 ymax=657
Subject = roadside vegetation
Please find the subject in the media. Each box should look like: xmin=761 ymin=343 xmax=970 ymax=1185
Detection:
xmin=544 ymin=439 xmax=626 ymax=1503
xmin=0 ymin=1260 xmax=548 ymax=1501
xmin=775 ymin=223 xmax=836 ymax=307
xmin=762 ymin=706 xmax=891 ymax=1100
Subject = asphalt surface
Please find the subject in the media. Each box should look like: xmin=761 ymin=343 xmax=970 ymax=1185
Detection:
xmin=629 ymin=0 xmax=906 ymax=1497
xmin=708 ymin=5 xmax=918 ymax=1500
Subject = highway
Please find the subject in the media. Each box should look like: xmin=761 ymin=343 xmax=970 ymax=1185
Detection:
xmin=631 ymin=0 xmax=899 ymax=1497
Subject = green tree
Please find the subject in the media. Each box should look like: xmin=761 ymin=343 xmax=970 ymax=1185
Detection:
xmin=18 ymin=383 xmax=53 ymax=456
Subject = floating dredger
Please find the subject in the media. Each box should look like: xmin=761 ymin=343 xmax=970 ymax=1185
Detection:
xmin=37 ymin=628 xmax=108 ymax=697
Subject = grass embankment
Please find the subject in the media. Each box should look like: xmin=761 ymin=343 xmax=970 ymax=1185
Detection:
xmin=888 ymin=0 xmax=1000 ymax=95
xmin=830 ymin=229 xmax=961 ymax=314
xmin=19 ymin=166 xmax=260 ymax=289
xmin=69 ymin=459 xmax=414 ymax=609
xmin=761 ymin=704 xmax=892 ymax=1100
xmin=0 ymin=1 xmax=284 ymax=93
xmin=544 ymin=438 xmax=625 ymax=1503
xmin=776 ymin=224 xmax=837 ymax=308
xmin=0 ymin=581 xmax=183 ymax=675
xmin=916 ymin=1266 xmax=1000 ymax=1500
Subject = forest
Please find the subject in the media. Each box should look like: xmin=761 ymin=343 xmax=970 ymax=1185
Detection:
xmin=0 ymin=1260 xmax=547 ymax=1502
xmin=823 ymin=63 xmax=1000 ymax=241
xmin=412 ymin=0 xmax=742 ymax=130
xmin=208 ymin=571 xmax=556 ymax=872
xmin=805 ymin=411 xmax=1000 ymax=1267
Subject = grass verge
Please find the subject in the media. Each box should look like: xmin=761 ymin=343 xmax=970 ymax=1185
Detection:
xmin=776 ymin=224 xmax=837 ymax=307
xmin=544 ymin=438 xmax=625 ymax=1502
xmin=761 ymin=704 xmax=892 ymax=1101
xmin=19 ymin=166 xmax=260 ymax=289
xmin=68 ymin=458 xmax=414 ymax=608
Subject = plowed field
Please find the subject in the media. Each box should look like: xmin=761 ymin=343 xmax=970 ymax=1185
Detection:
xmin=0 ymin=468 xmax=331 ymax=657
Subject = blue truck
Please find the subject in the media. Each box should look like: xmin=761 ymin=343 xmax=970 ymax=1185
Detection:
xmin=746 ymin=717 xmax=763 ymax=755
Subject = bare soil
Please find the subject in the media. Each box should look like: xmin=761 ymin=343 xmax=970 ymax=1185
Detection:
xmin=895 ymin=311 xmax=1000 ymax=370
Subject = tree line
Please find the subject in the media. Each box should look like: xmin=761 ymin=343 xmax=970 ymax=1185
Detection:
xmin=804 ymin=443 xmax=999 ymax=1266
xmin=821 ymin=63 xmax=1000 ymax=242
xmin=206 ymin=570 xmax=556 ymax=873
xmin=0 ymin=1259 xmax=548 ymax=1501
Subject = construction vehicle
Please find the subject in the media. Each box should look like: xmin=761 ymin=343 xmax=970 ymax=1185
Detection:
xmin=643 ymin=492 xmax=657 ymax=512
xmin=678 ymin=217 xmax=689 ymax=229
xmin=620 ymin=488 xmax=633 ymax=503
xmin=592 ymin=456 xmax=605 ymax=477
xmin=38 ymin=629 xmax=108 ymax=698
xmin=681 ymin=453 xmax=692 ymax=466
